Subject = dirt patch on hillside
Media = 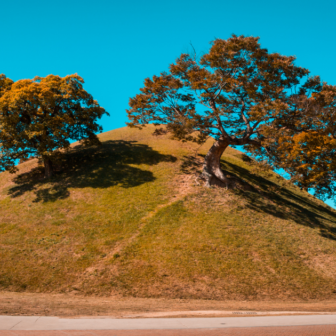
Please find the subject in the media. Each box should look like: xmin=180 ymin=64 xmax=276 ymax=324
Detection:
xmin=306 ymin=254 xmax=336 ymax=280
xmin=1 ymin=291 xmax=336 ymax=317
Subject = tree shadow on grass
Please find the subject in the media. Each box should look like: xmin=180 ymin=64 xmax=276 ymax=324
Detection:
xmin=181 ymin=153 xmax=336 ymax=241
xmin=8 ymin=140 xmax=176 ymax=203
xmin=221 ymin=160 xmax=336 ymax=241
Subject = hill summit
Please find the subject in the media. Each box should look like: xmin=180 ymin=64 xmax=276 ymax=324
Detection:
xmin=1 ymin=125 xmax=336 ymax=300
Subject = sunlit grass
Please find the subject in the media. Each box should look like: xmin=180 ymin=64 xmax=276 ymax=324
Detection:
xmin=1 ymin=125 xmax=336 ymax=299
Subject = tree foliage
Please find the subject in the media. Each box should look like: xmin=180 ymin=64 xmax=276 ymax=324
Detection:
xmin=127 ymin=35 xmax=336 ymax=200
xmin=0 ymin=74 xmax=108 ymax=177
xmin=257 ymin=82 xmax=336 ymax=200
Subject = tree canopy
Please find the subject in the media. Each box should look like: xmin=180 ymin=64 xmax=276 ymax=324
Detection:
xmin=0 ymin=74 xmax=108 ymax=178
xmin=127 ymin=35 xmax=336 ymax=200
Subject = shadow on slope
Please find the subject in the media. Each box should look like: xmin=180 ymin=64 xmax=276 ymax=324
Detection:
xmin=223 ymin=160 xmax=336 ymax=241
xmin=181 ymin=154 xmax=336 ymax=241
xmin=8 ymin=140 xmax=176 ymax=203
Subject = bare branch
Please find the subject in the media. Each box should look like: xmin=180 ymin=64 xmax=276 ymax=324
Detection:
xmin=240 ymin=100 xmax=252 ymax=138
xmin=189 ymin=42 xmax=197 ymax=61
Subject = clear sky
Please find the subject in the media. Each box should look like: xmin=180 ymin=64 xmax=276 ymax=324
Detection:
xmin=1 ymin=0 xmax=336 ymax=205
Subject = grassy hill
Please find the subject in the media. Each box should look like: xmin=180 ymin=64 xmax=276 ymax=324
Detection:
xmin=1 ymin=125 xmax=336 ymax=300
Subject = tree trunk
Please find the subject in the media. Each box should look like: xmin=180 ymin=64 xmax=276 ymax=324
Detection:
xmin=43 ymin=155 xmax=53 ymax=178
xmin=202 ymin=139 xmax=229 ymax=187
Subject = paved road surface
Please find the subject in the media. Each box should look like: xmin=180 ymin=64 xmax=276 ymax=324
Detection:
xmin=2 ymin=326 xmax=336 ymax=335
xmin=1 ymin=315 xmax=336 ymax=335
xmin=2 ymin=315 xmax=336 ymax=330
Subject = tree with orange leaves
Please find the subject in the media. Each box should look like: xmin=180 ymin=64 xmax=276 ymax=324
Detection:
xmin=256 ymin=82 xmax=336 ymax=200
xmin=0 ymin=74 xmax=108 ymax=178
xmin=127 ymin=35 xmax=336 ymax=200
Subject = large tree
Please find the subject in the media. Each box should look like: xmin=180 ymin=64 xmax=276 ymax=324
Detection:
xmin=0 ymin=74 xmax=108 ymax=178
xmin=127 ymin=35 xmax=336 ymax=199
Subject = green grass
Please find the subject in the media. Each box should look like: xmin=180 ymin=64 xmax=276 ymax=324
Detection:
xmin=1 ymin=125 xmax=336 ymax=300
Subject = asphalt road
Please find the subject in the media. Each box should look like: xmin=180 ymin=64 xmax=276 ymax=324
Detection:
xmin=2 ymin=326 xmax=336 ymax=335
xmin=2 ymin=315 xmax=336 ymax=330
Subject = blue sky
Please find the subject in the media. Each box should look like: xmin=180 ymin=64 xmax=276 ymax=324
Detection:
xmin=1 ymin=0 xmax=336 ymax=205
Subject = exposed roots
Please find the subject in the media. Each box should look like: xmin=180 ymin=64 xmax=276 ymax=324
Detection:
xmin=197 ymin=170 xmax=230 ymax=189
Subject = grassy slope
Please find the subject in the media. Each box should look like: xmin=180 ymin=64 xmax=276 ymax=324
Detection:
xmin=1 ymin=125 xmax=336 ymax=300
